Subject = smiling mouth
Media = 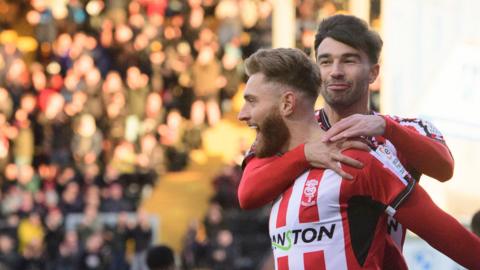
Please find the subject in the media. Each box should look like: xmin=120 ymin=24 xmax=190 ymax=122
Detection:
xmin=327 ymin=83 xmax=350 ymax=91
xmin=248 ymin=124 xmax=259 ymax=131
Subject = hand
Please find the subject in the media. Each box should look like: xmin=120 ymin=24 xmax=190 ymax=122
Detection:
xmin=322 ymin=114 xmax=386 ymax=142
xmin=305 ymin=129 xmax=370 ymax=179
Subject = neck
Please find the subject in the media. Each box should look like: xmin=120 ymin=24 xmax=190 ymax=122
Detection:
xmin=323 ymin=99 xmax=370 ymax=125
xmin=285 ymin=112 xmax=319 ymax=152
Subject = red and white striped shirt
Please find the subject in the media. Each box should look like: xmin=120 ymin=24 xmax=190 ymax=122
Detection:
xmin=269 ymin=148 xmax=413 ymax=270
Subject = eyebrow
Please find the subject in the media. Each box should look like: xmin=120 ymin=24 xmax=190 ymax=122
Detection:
xmin=317 ymin=53 xmax=331 ymax=60
xmin=243 ymin=94 xmax=256 ymax=101
xmin=317 ymin=52 xmax=362 ymax=60
xmin=342 ymin=53 xmax=362 ymax=60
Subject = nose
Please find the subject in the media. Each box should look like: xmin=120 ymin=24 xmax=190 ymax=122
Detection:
xmin=237 ymin=105 xmax=250 ymax=122
xmin=330 ymin=61 xmax=345 ymax=79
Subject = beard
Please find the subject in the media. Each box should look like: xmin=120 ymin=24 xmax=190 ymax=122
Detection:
xmin=320 ymin=79 xmax=369 ymax=110
xmin=255 ymin=109 xmax=291 ymax=158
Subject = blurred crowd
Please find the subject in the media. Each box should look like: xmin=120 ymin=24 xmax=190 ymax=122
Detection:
xmin=180 ymin=163 xmax=271 ymax=270
xmin=0 ymin=0 xmax=354 ymax=269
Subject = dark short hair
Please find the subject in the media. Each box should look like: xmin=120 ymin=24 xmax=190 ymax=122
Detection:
xmin=244 ymin=48 xmax=320 ymax=101
xmin=146 ymin=245 xmax=174 ymax=270
xmin=314 ymin=15 xmax=383 ymax=64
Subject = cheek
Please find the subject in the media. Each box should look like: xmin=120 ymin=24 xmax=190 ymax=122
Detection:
xmin=252 ymin=104 xmax=273 ymax=119
xmin=250 ymin=109 xmax=262 ymax=122
xmin=346 ymin=68 xmax=365 ymax=83
xmin=355 ymin=66 xmax=372 ymax=80
xmin=319 ymin=69 xmax=330 ymax=81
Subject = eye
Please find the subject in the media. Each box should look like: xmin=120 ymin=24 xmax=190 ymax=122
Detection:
xmin=318 ymin=59 xmax=332 ymax=66
xmin=245 ymin=96 xmax=256 ymax=104
xmin=344 ymin=57 xmax=358 ymax=64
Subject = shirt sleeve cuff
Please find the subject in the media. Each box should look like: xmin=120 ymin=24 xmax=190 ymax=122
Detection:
xmin=382 ymin=115 xmax=398 ymax=140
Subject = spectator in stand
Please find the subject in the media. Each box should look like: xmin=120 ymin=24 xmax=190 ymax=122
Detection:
xmin=17 ymin=211 xmax=44 ymax=254
xmin=0 ymin=88 xmax=13 ymax=120
xmin=203 ymin=203 xmax=224 ymax=241
xmin=137 ymin=133 xmax=166 ymax=193
xmin=82 ymin=68 xmax=104 ymax=121
xmin=131 ymin=209 xmax=153 ymax=270
xmin=0 ymin=0 xmax=279 ymax=268
xmin=180 ymin=219 xmax=209 ymax=269
xmin=52 ymin=230 xmax=81 ymax=270
xmin=37 ymin=91 xmax=72 ymax=167
xmin=126 ymin=67 xmax=150 ymax=120
xmin=104 ymin=212 xmax=130 ymax=270
xmin=209 ymin=229 xmax=236 ymax=270
xmin=0 ymin=114 xmax=13 ymax=172
xmin=100 ymin=182 xmax=134 ymax=213
xmin=191 ymin=44 xmax=223 ymax=127
xmin=19 ymin=237 xmax=45 ymax=270
xmin=0 ymin=234 xmax=21 ymax=270
xmin=59 ymin=181 xmax=84 ymax=214
xmin=158 ymin=109 xmax=189 ymax=171
xmin=71 ymin=113 xmax=103 ymax=173
xmin=13 ymin=109 xmax=35 ymax=166
xmin=77 ymin=205 xmax=102 ymax=245
xmin=219 ymin=41 xmax=243 ymax=112
xmin=211 ymin=165 xmax=242 ymax=209
xmin=44 ymin=208 xmax=65 ymax=267
xmin=83 ymin=185 xmax=102 ymax=210
xmin=146 ymin=245 xmax=176 ymax=270
xmin=79 ymin=232 xmax=111 ymax=270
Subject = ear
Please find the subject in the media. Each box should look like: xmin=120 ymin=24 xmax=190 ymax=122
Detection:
xmin=280 ymin=91 xmax=296 ymax=116
xmin=369 ymin=63 xmax=380 ymax=84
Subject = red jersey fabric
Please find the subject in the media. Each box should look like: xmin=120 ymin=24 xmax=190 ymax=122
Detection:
xmin=268 ymin=148 xmax=408 ymax=269
xmin=267 ymin=148 xmax=480 ymax=269
xmin=238 ymin=109 xmax=458 ymax=269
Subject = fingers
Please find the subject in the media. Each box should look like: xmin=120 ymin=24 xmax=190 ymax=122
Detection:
xmin=329 ymin=163 xmax=353 ymax=180
xmin=326 ymin=115 xmax=386 ymax=141
xmin=328 ymin=131 xmax=357 ymax=142
xmin=334 ymin=153 xmax=364 ymax=169
xmin=308 ymin=157 xmax=354 ymax=180
xmin=322 ymin=121 xmax=349 ymax=142
xmin=323 ymin=117 xmax=358 ymax=142
xmin=309 ymin=155 xmax=359 ymax=180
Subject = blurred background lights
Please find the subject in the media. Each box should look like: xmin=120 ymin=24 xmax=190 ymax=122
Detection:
xmin=86 ymin=0 xmax=104 ymax=16
xmin=46 ymin=61 xmax=61 ymax=75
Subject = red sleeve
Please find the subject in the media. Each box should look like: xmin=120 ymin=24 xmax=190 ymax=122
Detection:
xmin=237 ymin=144 xmax=310 ymax=209
xmin=394 ymin=186 xmax=480 ymax=269
xmin=382 ymin=115 xmax=454 ymax=181
xmin=360 ymin=151 xmax=480 ymax=269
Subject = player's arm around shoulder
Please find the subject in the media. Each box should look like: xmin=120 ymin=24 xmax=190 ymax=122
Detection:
xmin=238 ymin=145 xmax=310 ymax=210
xmin=322 ymin=113 xmax=454 ymax=181
xmin=382 ymin=115 xmax=454 ymax=181
xmin=348 ymin=144 xmax=480 ymax=269
xmin=392 ymin=179 xmax=480 ymax=269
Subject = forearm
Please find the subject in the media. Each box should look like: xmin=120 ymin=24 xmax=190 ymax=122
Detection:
xmin=238 ymin=145 xmax=310 ymax=209
xmin=383 ymin=116 xmax=454 ymax=181
xmin=395 ymin=186 xmax=480 ymax=269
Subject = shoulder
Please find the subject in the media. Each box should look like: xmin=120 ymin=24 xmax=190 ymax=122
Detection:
xmin=339 ymin=149 xmax=376 ymax=180
xmin=384 ymin=114 xmax=445 ymax=141
xmin=340 ymin=148 xmax=384 ymax=174
xmin=341 ymin=148 xmax=374 ymax=164
xmin=241 ymin=146 xmax=256 ymax=169
xmin=341 ymin=147 xmax=413 ymax=187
